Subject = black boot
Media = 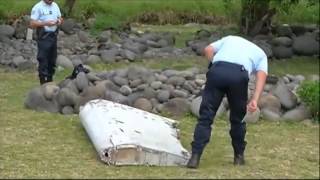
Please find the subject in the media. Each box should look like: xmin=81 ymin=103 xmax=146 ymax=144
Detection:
xmin=186 ymin=153 xmax=201 ymax=169
xmin=233 ymin=154 xmax=245 ymax=165
xmin=47 ymin=76 xmax=53 ymax=83
xmin=39 ymin=77 xmax=47 ymax=85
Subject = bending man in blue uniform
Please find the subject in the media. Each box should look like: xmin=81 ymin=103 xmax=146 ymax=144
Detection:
xmin=30 ymin=0 xmax=63 ymax=84
xmin=187 ymin=35 xmax=268 ymax=168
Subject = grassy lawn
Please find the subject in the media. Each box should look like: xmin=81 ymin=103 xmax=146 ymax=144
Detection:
xmin=0 ymin=56 xmax=319 ymax=179
xmin=0 ymin=0 xmax=318 ymax=29
xmin=0 ymin=0 xmax=319 ymax=177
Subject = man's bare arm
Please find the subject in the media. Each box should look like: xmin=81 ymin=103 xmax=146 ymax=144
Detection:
xmin=252 ymin=71 xmax=267 ymax=102
xmin=247 ymin=70 xmax=267 ymax=112
xmin=204 ymin=45 xmax=215 ymax=62
xmin=30 ymin=19 xmax=58 ymax=29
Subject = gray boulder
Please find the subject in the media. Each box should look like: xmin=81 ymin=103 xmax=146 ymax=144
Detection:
xmin=86 ymin=72 xmax=101 ymax=82
xmin=143 ymin=87 xmax=157 ymax=99
xmin=166 ymin=76 xmax=185 ymax=86
xmin=272 ymin=46 xmax=293 ymax=59
xmin=81 ymin=84 xmax=106 ymax=99
xmin=96 ymin=80 xmax=119 ymax=93
xmin=162 ymin=98 xmax=190 ymax=118
xmin=282 ymin=105 xmax=311 ymax=121
xmin=120 ymin=49 xmax=137 ymax=61
xmin=12 ymin=56 xmax=34 ymax=70
xmin=133 ymin=98 xmax=153 ymax=112
xmin=258 ymin=94 xmax=281 ymax=113
xmin=293 ymin=34 xmax=319 ymax=56
xmin=146 ymin=40 xmax=161 ymax=48
xmin=64 ymin=80 xmax=79 ymax=95
xmin=271 ymin=37 xmax=293 ymax=47
xmin=272 ymin=81 xmax=298 ymax=109
xmin=97 ymin=30 xmax=112 ymax=43
xmin=157 ymin=90 xmax=170 ymax=103
xmin=119 ymin=85 xmax=132 ymax=96
xmin=0 ymin=25 xmax=15 ymax=37
xmin=122 ymin=41 xmax=147 ymax=54
xmin=77 ymin=30 xmax=90 ymax=43
xmin=24 ymin=87 xmax=60 ymax=113
xmin=261 ymin=108 xmax=281 ymax=121
xmin=56 ymin=87 xmax=79 ymax=107
xmin=76 ymin=86 xmax=106 ymax=111
xmin=100 ymin=49 xmax=119 ymax=63
xmin=61 ymin=106 xmax=74 ymax=115
xmin=183 ymin=81 xmax=197 ymax=93
xmin=150 ymin=81 xmax=162 ymax=90
xmin=129 ymin=79 xmax=143 ymax=88
xmin=0 ymin=35 xmax=12 ymax=44
xmin=113 ymin=76 xmax=129 ymax=86
xmin=60 ymin=19 xmax=76 ymax=34
xmin=57 ymin=55 xmax=73 ymax=69
xmin=172 ymin=89 xmax=188 ymax=98
xmin=41 ymin=83 xmax=60 ymax=100
xmin=104 ymin=90 xmax=128 ymax=105
xmin=75 ymin=72 xmax=89 ymax=92
xmin=162 ymin=69 xmax=179 ymax=77
xmin=84 ymin=55 xmax=101 ymax=65
xmin=127 ymin=66 xmax=154 ymax=83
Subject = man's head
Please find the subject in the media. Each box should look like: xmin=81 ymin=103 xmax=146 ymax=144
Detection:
xmin=43 ymin=0 xmax=54 ymax=5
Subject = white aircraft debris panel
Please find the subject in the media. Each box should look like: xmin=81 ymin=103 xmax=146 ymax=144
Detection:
xmin=79 ymin=99 xmax=190 ymax=166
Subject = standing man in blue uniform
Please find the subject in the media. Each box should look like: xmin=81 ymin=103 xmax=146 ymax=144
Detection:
xmin=187 ymin=35 xmax=268 ymax=168
xmin=30 ymin=0 xmax=63 ymax=84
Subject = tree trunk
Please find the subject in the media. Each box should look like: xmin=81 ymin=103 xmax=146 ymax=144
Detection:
xmin=240 ymin=0 xmax=272 ymax=36
xmin=63 ymin=0 xmax=76 ymax=17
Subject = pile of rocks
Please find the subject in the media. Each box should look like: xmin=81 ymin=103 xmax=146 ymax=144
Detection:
xmin=24 ymin=66 xmax=204 ymax=117
xmin=187 ymin=24 xmax=319 ymax=59
xmin=0 ymin=17 xmax=193 ymax=70
xmin=1 ymin=17 xmax=319 ymax=70
xmin=24 ymin=65 xmax=318 ymax=122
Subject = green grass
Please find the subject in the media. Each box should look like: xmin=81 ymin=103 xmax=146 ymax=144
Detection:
xmin=271 ymin=0 xmax=320 ymax=25
xmin=268 ymin=57 xmax=320 ymax=77
xmin=0 ymin=0 xmax=318 ymax=29
xmin=0 ymin=56 xmax=319 ymax=178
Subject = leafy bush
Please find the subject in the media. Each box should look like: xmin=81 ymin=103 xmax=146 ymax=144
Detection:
xmin=297 ymin=80 xmax=319 ymax=122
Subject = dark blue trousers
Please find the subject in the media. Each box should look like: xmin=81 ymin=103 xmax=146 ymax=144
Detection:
xmin=191 ymin=61 xmax=249 ymax=156
xmin=37 ymin=32 xmax=57 ymax=81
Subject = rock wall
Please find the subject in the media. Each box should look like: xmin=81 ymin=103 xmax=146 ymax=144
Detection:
xmin=0 ymin=17 xmax=319 ymax=70
xmin=24 ymin=65 xmax=319 ymax=122
xmin=187 ymin=24 xmax=319 ymax=59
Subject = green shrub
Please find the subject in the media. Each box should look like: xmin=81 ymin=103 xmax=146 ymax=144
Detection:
xmin=297 ymin=80 xmax=319 ymax=122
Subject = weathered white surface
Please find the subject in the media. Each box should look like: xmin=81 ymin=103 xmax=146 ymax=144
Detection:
xmin=79 ymin=99 xmax=190 ymax=166
xmin=26 ymin=28 xmax=33 ymax=40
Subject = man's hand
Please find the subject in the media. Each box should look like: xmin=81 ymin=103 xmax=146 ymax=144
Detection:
xmin=247 ymin=99 xmax=258 ymax=112
xmin=44 ymin=20 xmax=58 ymax=26
xmin=57 ymin=18 xmax=63 ymax=25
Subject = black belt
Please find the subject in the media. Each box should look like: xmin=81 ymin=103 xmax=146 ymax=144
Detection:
xmin=42 ymin=31 xmax=57 ymax=39
xmin=37 ymin=27 xmax=58 ymax=40
xmin=212 ymin=61 xmax=247 ymax=72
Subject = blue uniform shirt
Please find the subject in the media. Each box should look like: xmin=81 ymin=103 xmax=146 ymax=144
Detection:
xmin=30 ymin=0 xmax=61 ymax=32
xmin=210 ymin=35 xmax=268 ymax=75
